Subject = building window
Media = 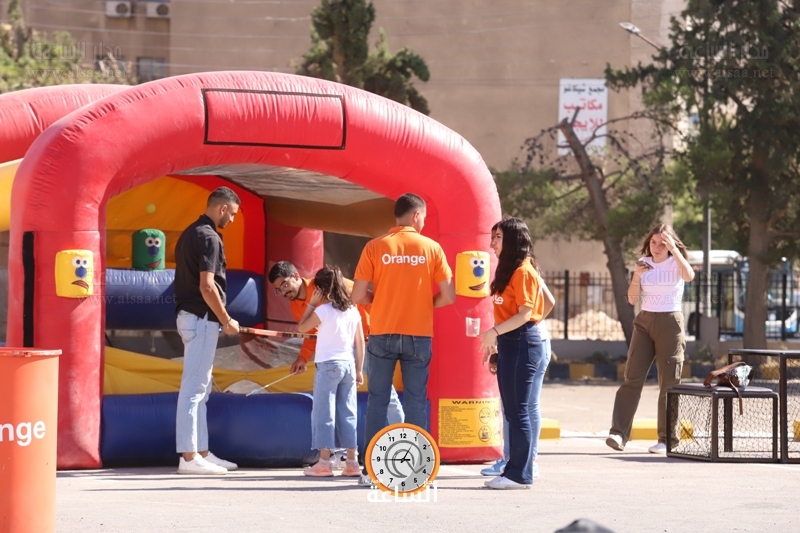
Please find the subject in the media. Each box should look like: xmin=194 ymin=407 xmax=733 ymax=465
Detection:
xmin=136 ymin=57 xmax=166 ymax=83
xmin=95 ymin=55 xmax=127 ymax=77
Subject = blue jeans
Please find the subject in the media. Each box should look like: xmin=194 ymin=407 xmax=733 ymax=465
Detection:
xmin=311 ymin=360 xmax=358 ymax=450
xmin=363 ymin=334 xmax=432 ymax=467
xmin=503 ymin=339 xmax=551 ymax=460
xmin=363 ymin=351 xmax=405 ymax=425
xmin=175 ymin=311 xmax=220 ymax=453
xmin=496 ymin=322 xmax=544 ymax=485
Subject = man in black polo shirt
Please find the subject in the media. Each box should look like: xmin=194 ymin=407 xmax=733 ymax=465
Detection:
xmin=174 ymin=186 xmax=241 ymax=475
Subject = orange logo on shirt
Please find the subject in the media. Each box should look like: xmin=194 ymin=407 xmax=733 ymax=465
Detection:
xmin=381 ymin=254 xmax=427 ymax=266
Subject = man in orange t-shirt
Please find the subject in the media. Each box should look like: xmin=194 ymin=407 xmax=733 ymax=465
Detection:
xmin=352 ymin=193 xmax=455 ymax=485
xmin=267 ymin=261 xmax=404 ymax=423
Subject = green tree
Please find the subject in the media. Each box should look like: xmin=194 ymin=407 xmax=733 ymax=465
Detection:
xmin=669 ymin=162 xmax=743 ymax=251
xmin=496 ymin=111 xmax=676 ymax=345
xmin=1 ymin=0 xmax=132 ymax=93
xmin=296 ymin=0 xmax=430 ymax=114
xmin=606 ymin=0 xmax=800 ymax=349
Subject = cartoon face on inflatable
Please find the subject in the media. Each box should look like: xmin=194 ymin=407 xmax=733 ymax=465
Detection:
xmin=55 ymin=250 xmax=94 ymax=297
xmin=455 ymin=251 xmax=490 ymax=297
xmin=132 ymin=229 xmax=165 ymax=270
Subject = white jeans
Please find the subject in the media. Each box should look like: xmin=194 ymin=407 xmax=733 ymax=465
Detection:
xmin=175 ymin=311 xmax=220 ymax=453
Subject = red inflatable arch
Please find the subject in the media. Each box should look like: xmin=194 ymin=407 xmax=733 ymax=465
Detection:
xmin=0 ymin=84 xmax=128 ymax=163
xmin=7 ymin=72 xmax=501 ymax=468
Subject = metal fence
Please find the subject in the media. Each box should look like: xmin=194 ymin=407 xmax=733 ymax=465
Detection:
xmin=541 ymin=269 xmax=800 ymax=341
xmin=685 ymin=271 xmax=800 ymax=340
xmin=541 ymin=271 xmax=625 ymax=341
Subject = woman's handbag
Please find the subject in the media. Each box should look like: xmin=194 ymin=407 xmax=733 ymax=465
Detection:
xmin=703 ymin=361 xmax=754 ymax=415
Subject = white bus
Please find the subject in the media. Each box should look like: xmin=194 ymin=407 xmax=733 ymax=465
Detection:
xmin=683 ymin=250 xmax=798 ymax=338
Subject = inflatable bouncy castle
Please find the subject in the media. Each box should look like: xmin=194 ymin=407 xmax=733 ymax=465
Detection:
xmin=0 ymin=73 xmax=502 ymax=469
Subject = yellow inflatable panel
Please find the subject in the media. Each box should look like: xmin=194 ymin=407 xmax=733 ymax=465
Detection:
xmin=55 ymin=250 xmax=94 ymax=298
xmin=106 ymin=176 xmax=245 ymax=269
xmin=0 ymin=159 xmax=20 ymax=232
xmin=103 ymin=346 xmax=376 ymax=395
xmin=455 ymin=251 xmax=490 ymax=297
xmin=0 ymin=166 xmax=246 ymax=269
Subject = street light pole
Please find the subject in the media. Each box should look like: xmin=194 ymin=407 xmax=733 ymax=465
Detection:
xmin=618 ymin=22 xmax=663 ymax=50
xmin=619 ymin=21 xmax=713 ymax=322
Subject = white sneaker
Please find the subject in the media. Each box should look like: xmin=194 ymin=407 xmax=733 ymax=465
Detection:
xmin=605 ymin=434 xmax=624 ymax=451
xmin=484 ymin=475 xmax=531 ymax=490
xmin=178 ymin=455 xmax=227 ymax=475
xmin=358 ymin=474 xmax=374 ymax=487
xmin=648 ymin=442 xmax=667 ymax=454
xmin=206 ymin=452 xmax=238 ymax=471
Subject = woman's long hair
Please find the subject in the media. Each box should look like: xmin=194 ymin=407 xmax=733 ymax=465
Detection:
xmin=314 ymin=265 xmax=353 ymax=312
xmin=640 ymin=223 xmax=689 ymax=259
xmin=490 ymin=217 xmax=537 ymax=295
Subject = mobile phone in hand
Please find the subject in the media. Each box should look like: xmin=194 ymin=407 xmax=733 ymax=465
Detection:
xmin=636 ymin=259 xmax=654 ymax=270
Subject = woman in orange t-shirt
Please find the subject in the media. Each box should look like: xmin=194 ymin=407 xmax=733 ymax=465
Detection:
xmin=479 ymin=217 xmax=545 ymax=490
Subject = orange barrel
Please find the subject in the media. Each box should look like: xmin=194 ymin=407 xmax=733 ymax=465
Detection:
xmin=0 ymin=348 xmax=60 ymax=533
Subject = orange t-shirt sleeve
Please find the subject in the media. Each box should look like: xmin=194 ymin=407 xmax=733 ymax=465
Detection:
xmin=514 ymin=267 xmax=541 ymax=311
xmin=354 ymin=244 xmax=374 ymax=282
xmin=432 ymin=245 xmax=452 ymax=284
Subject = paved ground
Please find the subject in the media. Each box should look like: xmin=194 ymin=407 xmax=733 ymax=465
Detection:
xmin=55 ymin=383 xmax=799 ymax=533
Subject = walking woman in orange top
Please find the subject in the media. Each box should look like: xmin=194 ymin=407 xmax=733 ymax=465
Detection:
xmin=479 ymin=217 xmax=545 ymax=490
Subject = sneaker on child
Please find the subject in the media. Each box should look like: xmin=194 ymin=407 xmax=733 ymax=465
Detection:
xmin=341 ymin=460 xmax=362 ymax=477
xmin=205 ymin=452 xmax=238 ymax=471
xmin=178 ymin=455 xmax=227 ymax=475
xmin=480 ymin=458 xmax=507 ymax=476
xmin=304 ymin=460 xmax=334 ymax=477
xmin=358 ymin=474 xmax=374 ymax=487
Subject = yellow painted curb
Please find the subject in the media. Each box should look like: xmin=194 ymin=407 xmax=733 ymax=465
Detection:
xmin=569 ymin=364 xmax=595 ymax=380
xmin=629 ymin=419 xmax=658 ymax=440
xmin=539 ymin=418 xmax=560 ymax=440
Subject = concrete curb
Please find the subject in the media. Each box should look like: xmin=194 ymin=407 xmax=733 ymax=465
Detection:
xmin=536 ymin=418 xmax=656 ymax=441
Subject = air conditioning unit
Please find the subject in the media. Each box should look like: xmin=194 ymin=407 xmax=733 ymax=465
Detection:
xmin=105 ymin=1 xmax=132 ymax=18
xmin=145 ymin=2 xmax=170 ymax=19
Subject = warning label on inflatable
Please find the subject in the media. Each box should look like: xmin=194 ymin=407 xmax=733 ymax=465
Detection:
xmin=438 ymin=398 xmax=502 ymax=447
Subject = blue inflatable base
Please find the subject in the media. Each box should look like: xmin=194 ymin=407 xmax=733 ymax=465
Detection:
xmin=104 ymin=268 xmax=264 ymax=330
xmin=101 ymin=392 xmax=424 ymax=468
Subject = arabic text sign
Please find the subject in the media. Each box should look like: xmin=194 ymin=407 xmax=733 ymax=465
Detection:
xmin=558 ymin=78 xmax=608 ymax=155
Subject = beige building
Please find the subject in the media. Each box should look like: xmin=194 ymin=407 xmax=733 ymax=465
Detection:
xmin=6 ymin=0 xmax=169 ymax=82
xmin=0 ymin=0 xmax=685 ymax=339
xmin=4 ymin=0 xmax=684 ymax=168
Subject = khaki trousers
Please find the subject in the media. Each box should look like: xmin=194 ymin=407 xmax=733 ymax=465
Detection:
xmin=610 ymin=311 xmax=685 ymax=443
